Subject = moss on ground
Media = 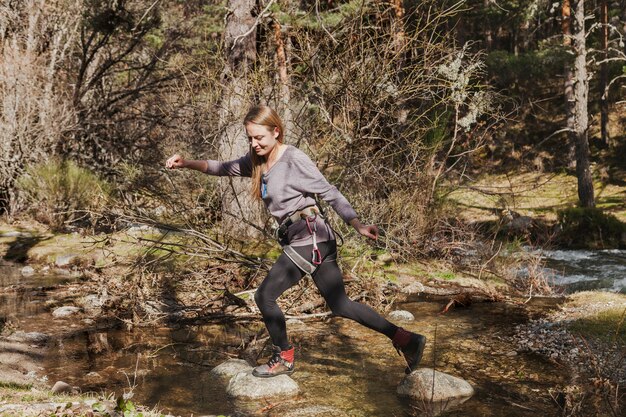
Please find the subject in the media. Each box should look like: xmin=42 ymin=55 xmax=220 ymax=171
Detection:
xmin=568 ymin=308 xmax=626 ymax=343
xmin=559 ymin=292 xmax=626 ymax=343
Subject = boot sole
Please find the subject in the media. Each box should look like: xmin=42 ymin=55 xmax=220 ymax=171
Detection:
xmin=405 ymin=335 xmax=427 ymax=374
xmin=252 ymin=368 xmax=295 ymax=378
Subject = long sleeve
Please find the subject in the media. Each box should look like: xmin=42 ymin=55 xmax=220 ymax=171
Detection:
xmin=290 ymin=150 xmax=358 ymax=224
xmin=205 ymin=154 xmax=253 ymax=177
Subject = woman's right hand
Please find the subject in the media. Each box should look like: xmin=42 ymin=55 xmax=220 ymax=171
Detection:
xmin=166 ymin=154 xmax=186 ymax=169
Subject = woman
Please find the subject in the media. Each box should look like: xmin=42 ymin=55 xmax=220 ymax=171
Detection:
xmin=166 ymin=105 xmax=426 ymax=378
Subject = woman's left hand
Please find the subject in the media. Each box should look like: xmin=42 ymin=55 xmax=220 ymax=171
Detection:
xmin=350 ymin=218 xmax=379 ymax=240
xmin=355 ymin=223 xmax=379 ymax=241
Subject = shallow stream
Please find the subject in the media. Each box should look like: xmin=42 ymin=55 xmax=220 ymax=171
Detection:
xmin=540 ymin=249 xmax=626 ymax=293
xmin=0 ymin=263 xmax=572 ymax=417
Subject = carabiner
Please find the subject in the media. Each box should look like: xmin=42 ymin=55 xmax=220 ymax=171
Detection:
xmin=305 ymin=214 xmax=317 ymax=235
xmin=312 ymin=247 xmax=322 ymax=265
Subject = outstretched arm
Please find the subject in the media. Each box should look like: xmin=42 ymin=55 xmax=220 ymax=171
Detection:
xmin=165 ymin=153 xmax=252 ymax=177
xmin=166 ymin=154 xmax=207 ymax=172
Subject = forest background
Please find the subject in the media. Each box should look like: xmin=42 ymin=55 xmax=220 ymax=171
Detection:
xmin=1 ymin=1 xmax=626 ymax=416
xmin=2 ymin=0 xmax=625 ymax=257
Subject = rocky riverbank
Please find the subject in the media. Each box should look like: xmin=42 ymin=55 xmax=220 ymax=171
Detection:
xmin=511 ymin=291 xmax=626 ymax=416
xmin=1 ymin=220 xmax=624 ymax=416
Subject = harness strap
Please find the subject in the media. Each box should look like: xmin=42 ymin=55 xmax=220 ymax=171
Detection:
xmin=275 ymin=205 xmax=323 ymax=243
xmin=283 ymin=245 xmax=318 ymax=275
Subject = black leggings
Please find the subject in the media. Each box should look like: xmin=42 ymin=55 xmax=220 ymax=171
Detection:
xmin=254 ymin=240 xmax=398 ymax=350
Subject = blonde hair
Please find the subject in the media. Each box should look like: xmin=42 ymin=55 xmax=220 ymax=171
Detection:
xmin=244 ymin=105 xmax=285 ymax=200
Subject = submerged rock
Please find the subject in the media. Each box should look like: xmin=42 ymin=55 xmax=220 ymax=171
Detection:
xmin=226 ymin=370 xmax=299 ymax=399
xmin=78 ymin=294 xmax=108 ymax=314
xmin=397 ymin=368 xmax=474 ymax=402
xmin=388 ymin=310 xmax=415 ymax=321
xmin=271 ymin=405 xmax=348 ymax=417
xmin=210 ymin=359 xmax=252 ymax=379
xmin=6 ymin=331 xmax=49 ymax=345
xmin=20 ymin=266 xmax=35 ymax=276
xmin=55 ymin=254 xmax=78 ymax=267
xmin=52 ymin=306 xmax=81 ymax=318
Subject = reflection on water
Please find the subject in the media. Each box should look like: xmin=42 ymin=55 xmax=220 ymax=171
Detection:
xmin=2 ymin=264 xmax=568 ymax=417
xmin=39 ymin=298 xmax=567 ymax=417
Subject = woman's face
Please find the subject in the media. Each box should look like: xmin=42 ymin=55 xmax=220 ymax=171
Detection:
xmin=245 ymin=122 xmax=280 ymax=157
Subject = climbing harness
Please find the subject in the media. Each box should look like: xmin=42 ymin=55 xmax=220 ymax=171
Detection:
xmin=276 ymin=205 xmax=324 ymax=275
xmin=274 ymin=206 xmax=320 ymax=243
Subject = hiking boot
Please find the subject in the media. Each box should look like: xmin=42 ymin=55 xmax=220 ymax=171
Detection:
xmin=252 ymin=345 xmax=295 ymax=378
xmin=392 ymin=327 xmax=426 ymax=374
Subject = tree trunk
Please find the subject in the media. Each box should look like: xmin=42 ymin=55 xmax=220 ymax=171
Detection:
xmin=273 ymin=21 xmax=294 ymax=143
xmin=219 ymin=0 xmax=264 ymax=238
xmin=391 ymin=0 xmax=406 ymax=57
xmin=392 ymin=0 xmax=408 ymax=130
xmin=483 ymin=0 xmax=493 ymax=51
xmin=571 ymin=0 xmax=595 ymax=207
xmin=562 ymin=0 xmax=576 ymax=167
xmin=623 ymin=0 xmax=626 ymax=55
xmin=599 ymin=0 xmax=609 ymax=147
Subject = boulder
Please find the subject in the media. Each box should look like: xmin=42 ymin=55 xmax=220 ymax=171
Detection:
xmin=226 ymin=370 xmax=299 ymax=399
xmin=388 ymin=310 xmax=415 ymax=321
xmin=210 ymin=359 xmax=252 ymax=379
xmin=51 ymin=381 xmax=72 ymax=394
xmin=397 ymin=368 xmax=474 ymax=402
xmin=402 ymin=282 xmax=425 ymax=294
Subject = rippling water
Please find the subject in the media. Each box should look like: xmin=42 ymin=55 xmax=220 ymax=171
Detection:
xmin=538 ymin=249 xmax=626 ymax=293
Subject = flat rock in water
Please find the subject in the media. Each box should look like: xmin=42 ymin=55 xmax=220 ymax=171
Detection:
xmin=1 ymin=231 xmax=31 ymax=238
xmin=388 ymin=310 xmax=415 ymax=321
xmin=397 ymin=368 xmax=474 ymax=402
xmin=227 ymin=370 xmax=299 ymax=399
xmin=6 ymin=331 xmax=49 ymax=344
xmin=52 ymin=306 xmax=81 ymax=318
xmin=210 ymin=359 xmax=252 ymax=379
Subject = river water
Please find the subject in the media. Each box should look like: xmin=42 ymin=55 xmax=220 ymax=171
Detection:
xmin=539 ymin=249 xmax=626 ymax=293
xmin=1 ymin=262 xmax=574 ymax=417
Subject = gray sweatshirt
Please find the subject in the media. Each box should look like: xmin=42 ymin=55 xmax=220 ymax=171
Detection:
xmin=206 ymin=145 xmax=358 ymax=246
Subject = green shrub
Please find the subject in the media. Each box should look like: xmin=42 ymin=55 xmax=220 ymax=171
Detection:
xmin=557 ymin=207 xmax=626 ymax=249
xmin=17 ymin=159 xmax=111 ymax=230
